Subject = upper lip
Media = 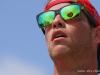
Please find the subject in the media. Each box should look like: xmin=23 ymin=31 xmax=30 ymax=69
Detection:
xmin=51 ymin=29 xmax=67 ymax=41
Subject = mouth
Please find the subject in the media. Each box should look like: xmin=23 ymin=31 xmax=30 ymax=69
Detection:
xmin=52 ymin=30 xmax=67 ymax=41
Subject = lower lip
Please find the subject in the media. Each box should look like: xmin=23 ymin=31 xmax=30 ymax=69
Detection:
xmin=53 ymin=37 xmax=66 ymax=42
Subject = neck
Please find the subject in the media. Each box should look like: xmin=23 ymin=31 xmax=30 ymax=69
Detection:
xmin=53 ymin=48 xmax=98 ymax=75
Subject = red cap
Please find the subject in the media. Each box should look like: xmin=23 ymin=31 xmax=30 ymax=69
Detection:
xmin=45 ymin=0 xmax=100 ymax=26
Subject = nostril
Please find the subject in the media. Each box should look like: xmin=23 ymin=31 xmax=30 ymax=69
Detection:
xmin=58 ymin=23 xmax=66 ymax=28
xmin=53 ymin=24 xmax=57 ymax=28
xmin=53 ymin=23 xmax=65 ymax=28
xmin=58 ymin=23 xmax=64 ymax=27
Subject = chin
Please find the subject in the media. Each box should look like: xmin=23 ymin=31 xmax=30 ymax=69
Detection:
xmin=49 ymin=45 xmax=70 ymax=59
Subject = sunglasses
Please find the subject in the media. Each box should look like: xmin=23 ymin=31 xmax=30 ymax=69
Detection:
xmin=36 ymin=4 xmax=84 ymax=29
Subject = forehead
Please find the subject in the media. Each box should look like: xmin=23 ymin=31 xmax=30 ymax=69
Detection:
xmin=49 ymin=3 xmax=70 ymax=10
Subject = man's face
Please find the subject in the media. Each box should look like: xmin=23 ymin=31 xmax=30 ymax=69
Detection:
xmin=44 ymin=3 xmax=94 ymax=59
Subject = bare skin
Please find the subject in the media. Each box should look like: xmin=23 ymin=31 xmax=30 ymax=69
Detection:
xmin=45 ymin=3 xmax=100 ymax=75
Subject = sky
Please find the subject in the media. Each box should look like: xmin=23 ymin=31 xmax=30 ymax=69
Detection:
xmin=0 ymin=0 xmax=100 ymax=75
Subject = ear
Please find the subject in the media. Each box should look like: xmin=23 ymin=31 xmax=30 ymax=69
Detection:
xmin=93 ymin=26 xmax=100 ymax=44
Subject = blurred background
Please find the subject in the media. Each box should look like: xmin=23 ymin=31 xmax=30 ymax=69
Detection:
xmin=0 ymin=0 xmax=99 ymax=75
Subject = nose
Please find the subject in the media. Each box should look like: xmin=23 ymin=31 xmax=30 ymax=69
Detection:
xmin=52 ymin=15 xmax=65 ymax=29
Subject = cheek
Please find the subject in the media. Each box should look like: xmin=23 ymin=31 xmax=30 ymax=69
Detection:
xmin=73 ymin=29 xmax=91 ymax=41
xmin=45 ymin=30 xmax=52 ymax=43
xmin=67 ymin=22 xmax=92 ymax=45
xmin=45 ymin=26 xmax=53 ymax=42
